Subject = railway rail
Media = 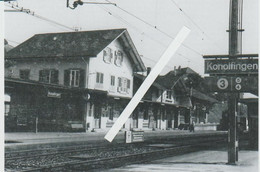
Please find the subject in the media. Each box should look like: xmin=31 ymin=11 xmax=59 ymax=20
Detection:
xmin=5 ymin=134 xmax=227 ymax=172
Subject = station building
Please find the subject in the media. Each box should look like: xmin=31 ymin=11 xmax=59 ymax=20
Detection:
xmin=5 ymin=29 xmax=145 ymax=132
xmin=5 ymin=29 xmax=219 ymax=132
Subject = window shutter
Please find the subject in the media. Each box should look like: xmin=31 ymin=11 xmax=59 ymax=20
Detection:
xmin=51 ymin=70 xmax=59 ymax=84
xmin=79 ymin=70 xmax=85 ymax=88
xmin=100 ymin=73 xmax=104 ymax=84
xmin=120 ymin=52 xmax=123 ymax=63
xmin=118 ymin=77 xmax=122 ymax=87
xmin=96 ymin=73 xmax=99 ymax=83
xmin=127 ymin=79 xmax=130 ymax=89
xmin=64 ymin=70 xmax=70 ymax=86
xmin=39 ymin=70 xmax=43 ymax=82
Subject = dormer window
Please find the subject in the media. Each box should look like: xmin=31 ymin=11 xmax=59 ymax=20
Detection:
xmin=103 ymin=47 xmax=113 ymax=63
xmin=114 ymin=50 xmax=123 ymax=66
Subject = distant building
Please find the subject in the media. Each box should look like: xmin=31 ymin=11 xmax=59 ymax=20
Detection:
xmin=155 ymin=67 xmax=218 ymax=130
xmin=132 ymin=67 xmax=219 ymax=131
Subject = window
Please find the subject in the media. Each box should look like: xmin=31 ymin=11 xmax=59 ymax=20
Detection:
xmin=103 ymin=47 xmax=113 ymax=63
xmin=96 ymin=72 xmax=104 ymax=84
xmin=64 ymin=69 xmax=85 ymax=87
xmin=117 ymin=77 xmax=130 ymax=94
xmin=70 ymin=70 xmax=80 ymax=87
xmin=114 ymin=50 xmax=123 ymax=66
xmin=5 ymin=103 xmax=10 ymax=116
xmin=166 ymin=90 xmax=172 ymax=99
xmin=111 ymin=75 xmax=115 ymax=86
xmin=127 ymin=79 xmax=130 ymax=89
xmin=39 ymin=69 xmax=59 ymax=84
xmin=20 ymin=69 xmax=30 ymax=80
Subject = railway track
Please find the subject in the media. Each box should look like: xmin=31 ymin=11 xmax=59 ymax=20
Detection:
xmin=5 ymin=134 xmax=227 ymax=172
xmin=5 ymin=144 xmax=127 ymax=161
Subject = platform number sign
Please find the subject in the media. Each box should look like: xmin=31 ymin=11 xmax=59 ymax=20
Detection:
xmin=235 ymin=77 xmax=242 ymax=91
xmin=204 ymin=76 xmax=258 ymax=92
xmin=217 ymin=78 xmax=229 ymax=90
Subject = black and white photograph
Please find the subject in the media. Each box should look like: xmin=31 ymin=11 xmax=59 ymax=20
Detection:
xmin=2 ymin=0 xmax=259 ymax=171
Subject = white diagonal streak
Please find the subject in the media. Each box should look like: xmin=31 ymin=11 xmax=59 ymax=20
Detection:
xmin=105 ymin=26 xmax=191 ymax=142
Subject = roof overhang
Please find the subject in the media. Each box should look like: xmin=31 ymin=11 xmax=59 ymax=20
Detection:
xmin=191 ymin=89 xmax=218 ymax=104
xmin=239 ymin=98 xmax=258 ymax=105
xmin=119 ymin=31 xmax=146 ymax=72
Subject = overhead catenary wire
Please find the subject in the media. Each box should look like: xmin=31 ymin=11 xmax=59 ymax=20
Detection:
xmin=104 ymin=0 xmax=203 ymax=56
xmin=170 ymin=0 xmax=223 ymax=51
xmin=97 ymin=4 xmax=193 ymax=69
xmin=5 ymin=1 xmax=193 ymax=72
xmin=5 ymin=3 xmax=75 ymax=31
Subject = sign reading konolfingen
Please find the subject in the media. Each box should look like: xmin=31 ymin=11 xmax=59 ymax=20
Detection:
xmin=205 ymin=59 xmax=258 ymax=74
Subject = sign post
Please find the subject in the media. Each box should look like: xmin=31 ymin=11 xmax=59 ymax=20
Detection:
xmin=204 ymin=0 xmax=258 ymax=164
xmin=228 ymin=93 xmax=238 ymax=163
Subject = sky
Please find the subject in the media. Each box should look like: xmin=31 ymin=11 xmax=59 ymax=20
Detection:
xmin=4 ymin=0 xmax=259 ymax=75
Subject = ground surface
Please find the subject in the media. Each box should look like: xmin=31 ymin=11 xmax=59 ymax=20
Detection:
xmin=104 ymin=150 xmax=258 ymax=172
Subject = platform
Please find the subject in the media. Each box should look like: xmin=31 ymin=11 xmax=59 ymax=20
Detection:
xmin=105 ymin=149 xmax=259 ymax=172
xmin=5 ymin=130 xmax=226 ymax=150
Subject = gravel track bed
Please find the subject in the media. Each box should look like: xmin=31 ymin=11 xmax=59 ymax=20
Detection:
xmin=5 ymin=144 xmax=160 ymax=171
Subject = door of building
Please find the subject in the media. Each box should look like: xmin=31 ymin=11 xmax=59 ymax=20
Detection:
xmin=94 ymin=105 xmax=101 ymax=128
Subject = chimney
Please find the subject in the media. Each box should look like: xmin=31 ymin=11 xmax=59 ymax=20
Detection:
xmin=147 ymin=67 xmax=151 ymax=76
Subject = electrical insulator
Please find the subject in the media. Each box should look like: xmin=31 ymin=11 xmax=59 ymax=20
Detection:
xmin=78 ymin=0 xmax=83 ymax=5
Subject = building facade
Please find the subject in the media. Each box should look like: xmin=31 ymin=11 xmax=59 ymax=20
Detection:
xmin=5 ymin=29 xmax=219 ymax=132
xmin=5 ymin=29 xmax=146 ymax=132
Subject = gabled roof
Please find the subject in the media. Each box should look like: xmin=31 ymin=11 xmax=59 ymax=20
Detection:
xmin=155 ymin=70 xmax=188 ymax=91
xmin=6 ymin=29 xmax=146 ymax=72
xmin=156 ymin=67 xmax=218 ymax=103
xmin=192 ymin=89 xmax=218 ymax=103
xmin=4 ymin=39 xmax=14 ymax=53
xmin=134 ymin=73 xmax=165 ymax=90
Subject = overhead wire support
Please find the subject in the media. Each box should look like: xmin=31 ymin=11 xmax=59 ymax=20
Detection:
xmin=67 ymin=0 xmax=116 ymax=9
xmin=5 ymin=2 xmax=75 ymax=31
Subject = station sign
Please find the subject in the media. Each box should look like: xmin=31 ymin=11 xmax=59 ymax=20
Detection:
xmin=47 ymin=91 xmax=61 ymax=98
xmin=125 ymin=130 xmax=144 ymax=143
xmin=205 ymin=59 xmax=258 ymax=74
xmin=204 ymin=76 xmax=258 ymax=92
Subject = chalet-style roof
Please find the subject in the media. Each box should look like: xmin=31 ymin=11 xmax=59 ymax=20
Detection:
xmin=192 ymin=89 xmax=218 ymax=103
xmin=134 ymin=73 xmax=165 ymax=90
xmin=155 ymin=68 xmax=192 ymax=91
xmin=156 ymin=67 xmax=218 ymax=103
xmin=5 ymin=29 xmax=146 ymax=72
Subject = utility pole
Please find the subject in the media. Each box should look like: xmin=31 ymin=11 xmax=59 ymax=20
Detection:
xmin=228 ymin=0 xmax=239 ymax=164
